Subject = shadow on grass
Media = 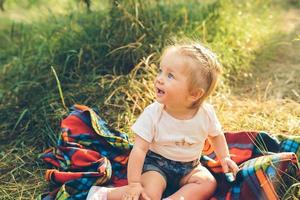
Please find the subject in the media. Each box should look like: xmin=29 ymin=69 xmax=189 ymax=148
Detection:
xmin=230 ymin=12 xmax=300 ymax=102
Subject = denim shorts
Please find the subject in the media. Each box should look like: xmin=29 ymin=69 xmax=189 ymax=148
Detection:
xmin=142 ymin=151 xmax=200 ymax=195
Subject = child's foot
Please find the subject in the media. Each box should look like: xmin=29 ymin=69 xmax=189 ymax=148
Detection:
xmin=87 ymin=186 xmax=108 ymax=200
xmin=163 ymin=197 xmax=184 ymax=200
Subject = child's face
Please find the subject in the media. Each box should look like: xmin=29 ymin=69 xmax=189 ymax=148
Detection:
xmin=155 ymin=48 xmax=197 ymax=109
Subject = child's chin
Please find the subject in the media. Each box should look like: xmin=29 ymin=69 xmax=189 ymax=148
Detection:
xmin=155 ymin=98 xmax=164 ymax=104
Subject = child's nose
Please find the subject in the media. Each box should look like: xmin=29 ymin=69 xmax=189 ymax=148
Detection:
xmin=156 ymin=74 xmax=164 ymax=84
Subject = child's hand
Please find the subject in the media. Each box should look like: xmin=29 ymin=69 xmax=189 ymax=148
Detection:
xmin=123 ymin=182 xmax=150 ymax=200
xmin=220 ymin=157 xmax=239 ymax=176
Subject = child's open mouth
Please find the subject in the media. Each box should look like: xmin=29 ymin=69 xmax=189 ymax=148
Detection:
xmin=156 ymin=87 xmax=165 ymax=96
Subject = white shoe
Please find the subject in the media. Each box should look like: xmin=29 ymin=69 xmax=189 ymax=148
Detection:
xmin=86 ymin=186 xmax=108 ymax=200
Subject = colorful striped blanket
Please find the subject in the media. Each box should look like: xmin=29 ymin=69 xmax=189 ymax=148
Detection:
xmin=40 ymin=104 xmax=300 ymax=200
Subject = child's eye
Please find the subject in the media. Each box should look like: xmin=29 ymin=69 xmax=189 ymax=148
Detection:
xmin=158 ymin=68 xmax=162 ymax=74
xmin=167 ymin=73 xmax=174 ymax=79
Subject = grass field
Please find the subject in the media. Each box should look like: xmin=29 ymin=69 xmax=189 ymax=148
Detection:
xmin=0 ymin=0 xmax=299 ymax=199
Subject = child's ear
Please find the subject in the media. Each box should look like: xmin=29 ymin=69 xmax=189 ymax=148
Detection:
xmin=189 ymin=88 xmax=205 ymax=101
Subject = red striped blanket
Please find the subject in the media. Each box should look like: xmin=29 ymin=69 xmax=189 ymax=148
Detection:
xmin=40 ymin=104 xmax=300 ymax=200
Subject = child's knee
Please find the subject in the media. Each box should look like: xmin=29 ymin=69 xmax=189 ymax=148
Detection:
xmin=144 ymin=189 xmax=162 ymax=200
xmin=209 ymin=177 xmax=217 ymax=191
xmin=192 ymin=175 xmax=217 ymax=192
xmin=196 ymin=176 xmax=217 ymax=197
xmin=205 ymin=175 xmax=217 ymax=187
xmin=143 ymin=183 xmax=164 ymax=200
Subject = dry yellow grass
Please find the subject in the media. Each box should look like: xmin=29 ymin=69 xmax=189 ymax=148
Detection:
xmin=215 ymin=8 xmax=300 ymax=136
xmin=214 ymin=96 xmax=300 ymax=134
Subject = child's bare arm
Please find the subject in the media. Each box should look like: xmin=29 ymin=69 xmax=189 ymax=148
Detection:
xmin=127 ymin=135 xmax=150 ymax=183
xmin=124 ymin=135 xmax=151 ymax=200
xmin=209 ymin=134 xmax=230 ymax=160
xmin=209 ymin=134 xmax=239 ymax=175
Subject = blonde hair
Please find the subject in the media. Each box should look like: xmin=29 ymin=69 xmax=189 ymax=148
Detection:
xmin=163 ymin=43 xmax=222 ymax=108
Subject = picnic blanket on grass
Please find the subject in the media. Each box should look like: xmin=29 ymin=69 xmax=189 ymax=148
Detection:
xmin=40 ymin=104 xmax=300 ymax=200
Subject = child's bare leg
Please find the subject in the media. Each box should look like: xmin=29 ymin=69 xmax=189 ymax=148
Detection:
xmin=109 ymin=171 xmax=166 ymax=200
xmin=88 ymin=171 xmax=166 ymax=200
xmin=141 ymin=171 xmax=167 ymax=200
xmin=167 ymin=165 xmax=216 ymax=200
xmin=106 ymin=185 xmax=129 ymax=200
xmin=87 ymin=185 xmax=129 ymax=200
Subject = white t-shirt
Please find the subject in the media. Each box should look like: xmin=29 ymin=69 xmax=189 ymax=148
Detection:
xmin=131 ymin=101 xmax=223 ymax=162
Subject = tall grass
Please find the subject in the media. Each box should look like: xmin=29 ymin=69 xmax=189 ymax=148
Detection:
xmin=0 ymin=0 xmax=295 ymax=199
xmin=0 ymin=0 xmax=278 ymax=147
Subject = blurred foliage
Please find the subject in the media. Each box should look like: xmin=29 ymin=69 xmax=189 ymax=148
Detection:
xmin=0 ymin=0 xmax=280 ymax=148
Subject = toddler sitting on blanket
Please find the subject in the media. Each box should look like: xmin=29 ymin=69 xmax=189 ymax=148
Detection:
xmin=87 ymin=42 xmax=239 ymax=200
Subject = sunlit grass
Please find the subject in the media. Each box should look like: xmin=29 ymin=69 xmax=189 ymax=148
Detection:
xmin=0 ymin=0 xmax=108 ymax=24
